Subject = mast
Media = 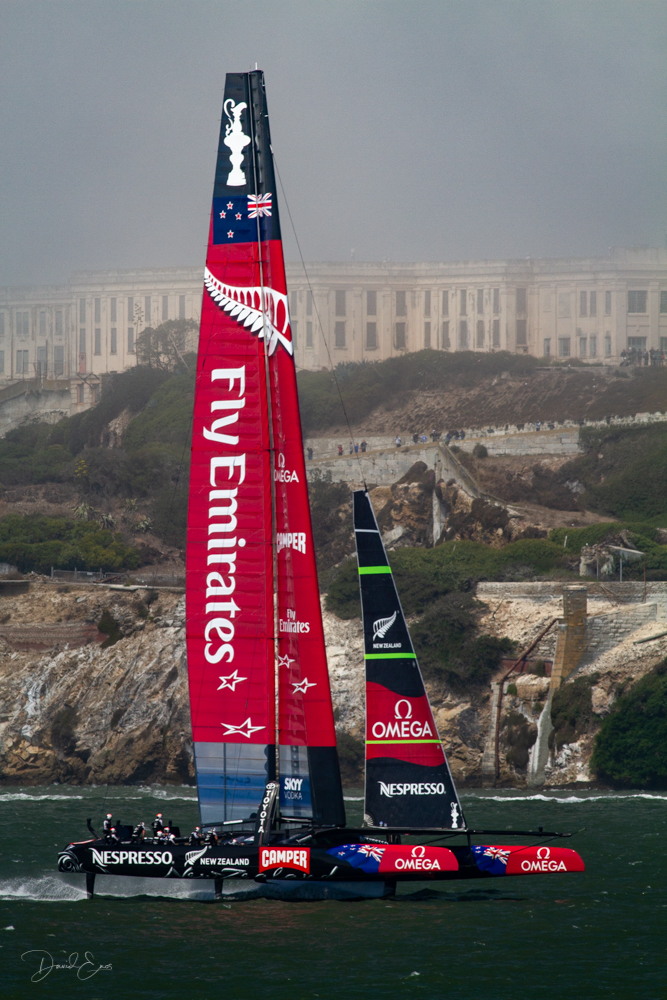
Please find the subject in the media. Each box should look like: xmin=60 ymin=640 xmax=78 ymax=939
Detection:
xmin=353 ymin=490 xmax=465 ymax=830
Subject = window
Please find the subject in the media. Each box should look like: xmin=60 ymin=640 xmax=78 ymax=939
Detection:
xmin=179 ymin=295 xmax=185 ymax=320
xmin=145 ymin=296 xmax=151 ymax=325
xmin=395 ymin=322 xmax=406 ymax=349
xmin=493 ymin=288 xmax=500 ymax=314
xmin=605 ymin=333 xmax=612 ymax=357
xmin=40 ymin=311 xmax=46 ymax=336
xmin=128 ymin=296 xmax=134 ymax=322
xmin=291 ymin=321 xmax=297 ymax=347
xmin=395 ymin=291 xmax=406 ymax=317
xmin=516 ymin=319 xmax=527 ymax=346
xmin=0 ymin=351 xmax=4 ymax=374
xmin=424 ymin=322 xmax=431 ymax=349
xmin=306 ymin=291 xmax=313 ymax=316
xmin=516 ymin=288 xmax=527 ymax=313
xmin=77 ymin=383 xmax=84 ymax=404
xmin=558 ymin=337 xmax=571 ymax=358
xmin=492 ymin=318 xmax=500 ymax=347
xmin=458 ymin=320 xmax=468 ymax=349
xmin=627 ymin=336 xmax=647 ymax=350
xmin=128 ymin=328 xmax=135 ymax=353
xmin=660 ymin=291 xmax=667 ymax=313
xmin=605 ymin=290 xmax=612 ymax=315
xmin=366 ymin=290 xmax=377 ymax=316
xmin=16 ymin=350 xmax=29 ymax=374
xmin=306 ymin=322 xmax=313 ymax=348
xmin=441 ymin=320 xmax=450 ymax=350
xmin=162 ymin=295 xmax=168 ymax=321
xmin=37 ymin=345 xmax=47 ymax=376
xmin=79 ymin=298 xmax=86 ymax=323
xmin=579 ymin=338 xmax=587 ymax=358
xmin=477 ymin=289 xmax=484 ymax=314
xmin=55 ymin=311 xmax=63 ymax=336
xmin=335 ymin=290 xmax=346 ymax=316
xmin=366 ymin=322 xmax=377 ymax=350
xmin=110 ymin=328 xmax=117 ymax=354
xmin=442 ymin=290 xmax=449 ymax=316
xmin=459 ymin=289 xmax=467 ymax=316
xmin=476 ymin=320 xmax=484 ymax=348
xmin=628 ymin=291 xmax=647 ymax=313
xmin=289 ymin=291 xmax=298 ymax=315
xmin=543 ymin=338 xmax=551 ymax=357
xmin=424 ymin=290 xmax=431 ymax=317
xmin=16 ymin=311 xmax=29 ymax=337
xmin=54 ymin=345 xmax=64 ymax=376
xmin=558 ymin=292 xmax=571 ymax=318
xmin=94 ymin=298 xmax=101 ymax=323
xmin=334 ymin=321 xmax=345 ymax=348
xmin=94 ymin=329 xmax=101 ymax=355
xmin=0 ymin=314 xmax=4 ymax=338
xmin=660 ymin=337 xmax=667 ymax=353
xmin=589 ymin=291 xmax=597 ymax=317
xmin=79 ymin=329 xmax=86 ymax=353
xmin=579 ymin=291 xmax=587 ymax=317
xmin=110 ymin=298 xmax=117 ymax=322
xmin=589 ymin=335 xmax=597 ymax=358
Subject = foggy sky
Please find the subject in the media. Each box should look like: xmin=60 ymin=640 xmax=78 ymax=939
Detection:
xmin=1 ymin=0 xmax=666 ymax=286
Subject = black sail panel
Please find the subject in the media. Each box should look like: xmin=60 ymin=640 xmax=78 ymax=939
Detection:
xmin=353 ymin=490 xmax=465 ymax=830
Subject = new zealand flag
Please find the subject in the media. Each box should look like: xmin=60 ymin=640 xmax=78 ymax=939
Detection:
xmin=327 ymin=843 xmax=386 ymax=874
xmin=212 ymin=195 xmax=274 ymax=245
xmin=471 ymin=845 xmax=511 ymax=876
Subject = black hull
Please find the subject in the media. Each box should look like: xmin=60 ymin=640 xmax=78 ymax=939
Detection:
xmin=59 ymin=830 xmax=584 ymax=889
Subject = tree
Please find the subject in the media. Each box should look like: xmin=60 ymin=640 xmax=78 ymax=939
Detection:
xmin=136 ymin=320 xmax=197 ymax=371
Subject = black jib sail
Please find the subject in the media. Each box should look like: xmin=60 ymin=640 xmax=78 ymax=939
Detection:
xmin=353 ymin=490 xmax=465 ymax=830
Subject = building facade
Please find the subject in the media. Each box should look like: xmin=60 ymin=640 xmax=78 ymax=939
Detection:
xmin=1 ymin=248 xmax=666 ymax=412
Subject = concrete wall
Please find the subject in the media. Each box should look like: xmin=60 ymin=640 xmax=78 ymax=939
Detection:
xmin=583 ymin=604 xmax=658 ymax=663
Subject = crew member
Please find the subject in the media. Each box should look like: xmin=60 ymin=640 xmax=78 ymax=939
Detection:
xmin=189 ymin=826 xmax=202 ymax=846
xmin=206 ymin=829 xmax=219 ymax=846
xmin=152 ymin=813 xmax=164 ymax=837
xmin=103 ymin=813 xmax=113 ymax=837
xmin=132 ymin=821 xmax=146 ymax=843
xmin=109 ymin=827 xmax=120 ymax=844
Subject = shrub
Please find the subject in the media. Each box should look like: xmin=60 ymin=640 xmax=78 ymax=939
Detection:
xmin=591 ymin=660 xmax=667 ymax=787
xmin=472 ymin=443 xmax=488 ymax=459
xmin=51 ymin=706 xmax=78 ymax=753
xmin=549 ymin=674 xmax=598 ymax=752
xmin=0 ymin=514 xmax=140 ymax=574
xmin=98 ymin=610 xmax=123 ymax=648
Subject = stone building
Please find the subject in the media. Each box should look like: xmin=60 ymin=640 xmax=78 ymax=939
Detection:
xmin=1 ymin=247 xmax=666 ymax=414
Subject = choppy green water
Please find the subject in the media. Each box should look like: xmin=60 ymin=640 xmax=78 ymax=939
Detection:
xmin=0 ymin=785 xmax=665 ymax=999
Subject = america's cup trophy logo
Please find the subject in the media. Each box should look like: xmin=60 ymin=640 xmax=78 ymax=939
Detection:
xmin=223 ymin=99 xmax=251 ymax=185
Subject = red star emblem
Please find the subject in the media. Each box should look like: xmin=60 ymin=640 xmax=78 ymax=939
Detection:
xmin=227 ymin=230 xmax=234 ymax=238
xmin=227 ymin=201 xmax=233 ymax=209
xmin=235 ymin=212 xmax=242 ymax=220
xmin=219 ymin=210 xmax=226 ymax=218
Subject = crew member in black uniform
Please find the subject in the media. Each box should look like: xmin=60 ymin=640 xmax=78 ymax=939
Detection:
xmin=108 ymin=827 xmax=120 ymax=844
xmin=189 ymin=826 xmax=202 ymax=846
xmin=206 ymin=829 xmax=219 ymax=846
xmin=152 ymin=813 xmax=164 ymax=838
xmin=132 ymin=821 xmax=146 ymax=843
xmin=103 ymin=813 xmax=113 ymax=838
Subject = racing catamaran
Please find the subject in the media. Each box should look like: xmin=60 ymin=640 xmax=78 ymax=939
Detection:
xmin=58 ymin=70 xmax=583 ymax=899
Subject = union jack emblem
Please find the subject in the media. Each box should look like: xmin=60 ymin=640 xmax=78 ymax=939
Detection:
xmin=248 ymin=193 xmax=272 ymax=218
xmin=357 ymin=844 xmax=385 ymax=862
xmin=483 ymin=847 xmax=510 ymax=865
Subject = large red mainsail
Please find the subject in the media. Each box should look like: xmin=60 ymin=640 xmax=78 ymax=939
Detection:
xmin=186 ymin=71 xmax=344 ymax=829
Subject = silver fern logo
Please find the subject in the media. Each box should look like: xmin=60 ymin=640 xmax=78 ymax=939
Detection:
xmin=204 ymin=267 xmax=293 ymax=356
xmin=372 ymin=611 xmax=397 ymax=640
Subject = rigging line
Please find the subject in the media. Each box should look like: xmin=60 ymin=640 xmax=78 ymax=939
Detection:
xmin=273 ymin=156 xmax=368 ymax=492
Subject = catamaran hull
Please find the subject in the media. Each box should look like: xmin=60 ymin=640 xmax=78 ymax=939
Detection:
xmin=59 ymin=839 xmax=584 ymax=890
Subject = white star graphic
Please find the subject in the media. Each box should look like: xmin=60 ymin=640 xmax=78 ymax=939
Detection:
xmin=278 ymin=654 xmax=295 ymax=669
xmin=227 ymin=230 xmax=234 ymax=238
xmin=227 ymin=201 xmax=233 ymax=209
xmin=217 ymin=670 xmax=247 ymax=692
xmin=292 ymin=678 xmax=316 ymax=694
xmin=221 ymin=718 xmax=265 ymax=738
xmin=235 ymin=212 xmax=242 ymax=220
xmin=219 ymin=210 xmax=226 ymax=218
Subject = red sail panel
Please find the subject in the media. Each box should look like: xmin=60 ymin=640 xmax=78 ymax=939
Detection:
xmin=186 ymin=72 xmax=276 ymax=828
xmin=268 ymin=279 xmax=345 ymax=825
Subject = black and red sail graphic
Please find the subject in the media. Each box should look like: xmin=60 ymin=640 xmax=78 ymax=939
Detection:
xmin=187 ymin=70 xmax=343 ymax=829
xmin=353 ymin=490 xmax=464 ymax=829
